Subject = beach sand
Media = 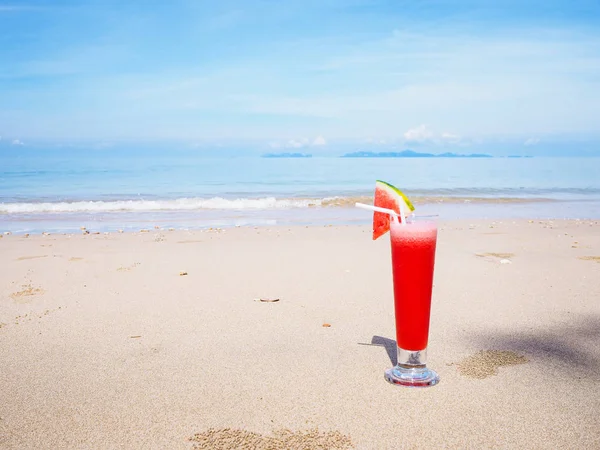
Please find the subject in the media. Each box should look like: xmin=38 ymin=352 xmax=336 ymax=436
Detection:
xmin=1 ymin=220 xmax=599 ymax=449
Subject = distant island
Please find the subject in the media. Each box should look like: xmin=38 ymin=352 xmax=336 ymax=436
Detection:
xmin=340 ymin=150 xmax=492 ymax=158
xmin=261 ymin=152 xmax=312 ymax=158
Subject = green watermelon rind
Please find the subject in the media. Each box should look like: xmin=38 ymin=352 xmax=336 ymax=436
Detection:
xmin=375 ymin=180 xmax=415 ymax=212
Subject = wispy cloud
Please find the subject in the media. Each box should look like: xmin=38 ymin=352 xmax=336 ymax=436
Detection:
xmin=268 ymin=136 xmax=327 ymax=149
xmin=0 ymin=1 xmax=599 ymax=152
xmin=286 ymin=139 xmax=306 ymax=148
xmin=441 ymin=132 xmax=461 ymax=144
xmin=0 ymin=5 xmax=46 ymax=12
xmin=402 ymin=126 xmax=464 ymax=146
xmin=312 ymin=135 xmax=327 ymax=146
xmin=269 ymin=139 xmax=308 ymax=149
xmin=404 ymin=125 xmax=434 ymax=143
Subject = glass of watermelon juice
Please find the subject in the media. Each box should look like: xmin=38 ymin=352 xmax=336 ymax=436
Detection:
xmin=384 ymin=215 xmax=440 ymax=387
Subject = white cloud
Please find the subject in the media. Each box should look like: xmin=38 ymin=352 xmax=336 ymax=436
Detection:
xmin=361 ymin=137 xmax=390 ymax=145
xmin=269 ymin=137 xmax=325 ymax=149
xmin=403 ymin=125 xmax=434 ymax=142
xmin=401 ymin=127 xmax=463 ymax=145
xmin=286 ymin=139 xmax=304 ymax=148
xmin=92 ymin=141 xmax=114 ymax=149
xmin=441 ymin=132 xmax=461 ymax=143
xmin=268 ymin=137 xmax=326 ymax=148
xmin=312 ymin=135 xmax=327 ymax=146
xmin=11 ymin=139 xmax=25 ymax=146
xmin=524 ymin=137 xmax=540 ymax=146
xmin=0 ymin=6 xmax=45 ymax=12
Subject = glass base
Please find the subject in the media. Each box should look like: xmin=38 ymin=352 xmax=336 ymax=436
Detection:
xmin=384 ymin=365 xmax=440 ymax=387
xmin=384 ymin=346 xmax=439 ymax=387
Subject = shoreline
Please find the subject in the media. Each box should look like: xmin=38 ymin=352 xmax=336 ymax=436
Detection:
xmin=3 ymin=192 xmax=600 ymax=235
xmin=0 ymin=194 xmax=565 ymax=209
xmin=2 ymin=212 xmax=600 ymax=236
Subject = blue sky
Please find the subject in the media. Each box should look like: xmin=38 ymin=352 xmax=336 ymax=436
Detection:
xmin=1 ymin=0 xmax=599 ymax=155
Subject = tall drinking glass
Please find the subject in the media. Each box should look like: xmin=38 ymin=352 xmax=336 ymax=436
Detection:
xmin=384 ymin=216 xmax=439 ymax=387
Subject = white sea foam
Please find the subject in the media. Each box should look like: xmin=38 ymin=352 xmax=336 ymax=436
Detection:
xmin=0 ymin=194 xmax=559 ymax=215
xmin=0 ymin=197 xmax=325 ymax=214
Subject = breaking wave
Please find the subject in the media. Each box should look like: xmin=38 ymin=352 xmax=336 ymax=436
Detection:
xmin=0 ymin=197 xmax=328 ymax=214
xmin=0 ymin=195 xmax=557 ymax=214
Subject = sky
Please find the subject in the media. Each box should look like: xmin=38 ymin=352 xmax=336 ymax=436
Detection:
xmin=1 ymin=0 xmax=600 ymax=155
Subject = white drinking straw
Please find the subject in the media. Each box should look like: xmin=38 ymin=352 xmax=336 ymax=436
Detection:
xmin=398 ymin=200 xmax=407 ymax=225
xmin=355 ymin=202 xmax=407 ymax=224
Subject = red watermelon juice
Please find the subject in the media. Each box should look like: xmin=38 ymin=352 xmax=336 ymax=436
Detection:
xmin=390 ymin=219 xmax=437 ymax=351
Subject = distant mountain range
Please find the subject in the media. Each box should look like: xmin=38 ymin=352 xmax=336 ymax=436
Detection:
xmin=261 ymin=152 xmax=312 ymax=158
xmin=340 ymin=150 xmax=493 ymax=158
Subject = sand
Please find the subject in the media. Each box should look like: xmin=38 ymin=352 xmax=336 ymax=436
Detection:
xmin=1 ymin=220 xmax=599 ymax=449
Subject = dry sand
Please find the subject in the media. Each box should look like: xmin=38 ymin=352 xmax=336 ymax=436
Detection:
xmin=1 ymin=220 xmax=599 ymax=449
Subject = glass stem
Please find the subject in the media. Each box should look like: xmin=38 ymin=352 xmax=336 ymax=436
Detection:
xmin=397 ymin=347 xmax=427 ymax=368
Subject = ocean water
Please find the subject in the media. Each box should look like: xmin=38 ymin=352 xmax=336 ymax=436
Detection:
xmin=1 ymin=149 xmax=600 ymax=233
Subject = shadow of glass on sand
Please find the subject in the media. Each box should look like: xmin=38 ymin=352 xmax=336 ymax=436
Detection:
xmin=357 ymin=335 xmax=398 ymax=366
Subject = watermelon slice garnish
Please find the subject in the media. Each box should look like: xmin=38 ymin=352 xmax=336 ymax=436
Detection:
xmin=372 ymin=180 xmax=415 ymax=240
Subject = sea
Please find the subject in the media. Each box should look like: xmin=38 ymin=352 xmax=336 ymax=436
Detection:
xmin=1 ymin=149 xmax=600 ymax=234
